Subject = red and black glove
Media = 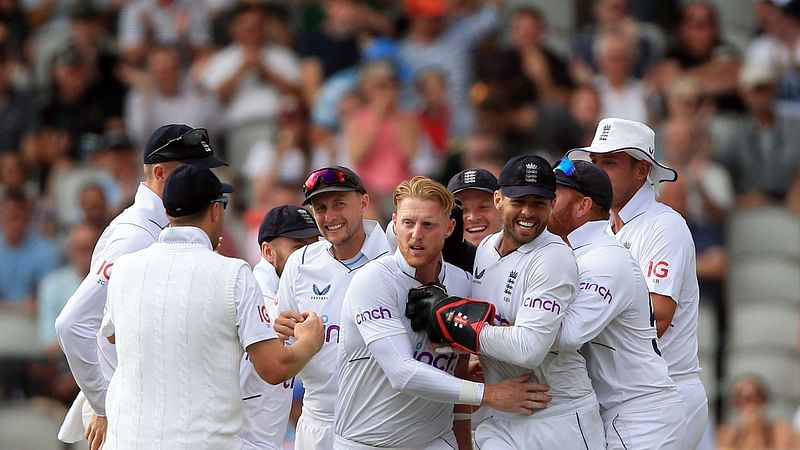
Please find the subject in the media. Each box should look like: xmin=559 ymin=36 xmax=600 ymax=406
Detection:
xmin=406 ymin=283 xmax=495 ymax=354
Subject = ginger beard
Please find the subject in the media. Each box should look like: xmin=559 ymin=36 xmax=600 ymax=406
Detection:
xmin=393 ymin=197 xmax=455 ymax=271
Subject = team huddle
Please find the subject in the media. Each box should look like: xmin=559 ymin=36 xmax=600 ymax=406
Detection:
xmin=54 ymin=118 xmax=708 ymax=450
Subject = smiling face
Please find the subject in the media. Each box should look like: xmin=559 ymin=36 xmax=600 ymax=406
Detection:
xmin=394 ymin=197 xmax=454 ymax=271
xmin=456 ymin=189 xmax=502 ymax=245
xmin=309 ymin=191 xmax=367 ymax=257
xmin=494 ymin=192 xmax=553 ymax=254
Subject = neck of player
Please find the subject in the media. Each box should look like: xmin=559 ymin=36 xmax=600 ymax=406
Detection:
xmin=415 ymin=258 xmax=442 ymax=285
xmin=332 ymin=227 xmax=367 ymax=260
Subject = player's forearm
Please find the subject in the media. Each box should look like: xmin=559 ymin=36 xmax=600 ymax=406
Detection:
xmin=479 ymin=325 xmax=553 ymax=368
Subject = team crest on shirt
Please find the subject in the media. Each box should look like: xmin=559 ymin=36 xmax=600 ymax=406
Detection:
xmin=312 ymin=283 xmax=331 ymax=300
xmin=503 ymin=270 xmax=518 ymax=302
xmin=623 ymin=241 xmax=631 ymax=249
xmin=475 ymin=268 xmax=485 ymax=280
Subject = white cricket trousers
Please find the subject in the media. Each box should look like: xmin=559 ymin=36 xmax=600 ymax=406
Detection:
xmin=601 ymin=390 xmax=687 ymax=450
xmin=295 ymin=414 xmax=334 ymax=450
xmin=333 ymin=432 xmax=457 ymax=449
xmin=674 ymin=373 xmax=709 ymax=450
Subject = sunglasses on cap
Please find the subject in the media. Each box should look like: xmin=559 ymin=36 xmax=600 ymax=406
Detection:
xmin=303 ymin=168 xmax=350 ymax=193
xmin=554 ymin=158 xmax=576 ymax=177
xmin=147 ymin=128 xmax=210 ymax=159
xmin=211 ymin=196 xmax=228 ymax=210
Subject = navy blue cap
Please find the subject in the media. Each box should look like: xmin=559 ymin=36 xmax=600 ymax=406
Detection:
xmin=162 ymin=165 xmax=234 ymax=217
xmin=144 ymin=124 xmax=227 ymax=168
xmin=447 ymin=168 xmax=499 ymax=195
xmin=258 ymin=205 xmax=321 ymax=244
xmin=498 ymin=155 xmax=556 ymax=199
xmin=555 ymin=159 xmax=613 ymax=211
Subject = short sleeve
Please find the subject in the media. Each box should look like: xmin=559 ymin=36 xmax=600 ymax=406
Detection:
xmin=345 ymin=263 xmax=406 ymax=345
xmin=235 ymin=266 xmax=278 ymax=349
xmin=639 ymin=214 xmax=694 ymax=301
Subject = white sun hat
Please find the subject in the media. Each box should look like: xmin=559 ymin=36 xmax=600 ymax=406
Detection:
xmin=567 ymin=117 xmax=678 ymax=183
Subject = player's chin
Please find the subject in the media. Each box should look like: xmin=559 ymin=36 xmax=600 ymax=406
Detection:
xmin=405 ymin=251 xmax=438 ymax=269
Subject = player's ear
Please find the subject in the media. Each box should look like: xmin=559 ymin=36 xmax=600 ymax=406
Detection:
xmin=391 ymin=212 xmax=397 ymax=226
xmin=360 ymin=193 xmax=369 ymax=211
xmin=493 ymin=190 xmax=502 ymax=210
xmin=262 ymin=242 xmax=275 ymax=264
xmin=445 ymin=217 xmax=455 ymax=238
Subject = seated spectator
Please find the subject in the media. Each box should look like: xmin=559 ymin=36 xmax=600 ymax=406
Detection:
xmin=117 ymin=0 xmax=211 ymax=66
xmin=571 ymin=0 xmax=663 ymax=80
xmin=36 ymin=222 xmax=99 ymax=403
xmin=125 ymin=46 xmax=221 ymax=149
xmin=0 ymin=48 xmax=38 ymax=154
xmin=718 ymin=65 xmax=800 ymax=209
xmin=746 ymin=0 xmax=800 ymax=103
xmin=415 ymin=68 xmax=451 ymax=157
xmin=652 ymin=1 xmax=741 ymax=113
xmin=0 ymin=191 xmax=60 ymax=313
xmin=200 ymin=3 xmax=300 ymax=173
xmin=345 ymin=59 xmax=418 ymax=218
xmin=718 ymin=375 xmax=798 ymax=450
xmin=594 ymin=31 xmax=649 ymax=123
xmin=78 ymin=183 xmax=110 ymax=231
xmin=400 ymin=0 xmax=501 ymax=136
xmin=658 ymin=117 xmax=732 ymax=303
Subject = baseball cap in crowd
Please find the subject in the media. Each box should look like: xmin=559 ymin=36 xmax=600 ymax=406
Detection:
xmin=144 ymin=124 xmax=227 ymax=168
xmin=258 ymin=205 xmax=321 ymax=244
xmin=554 ymin=159 xmax=613 ymax=211
xmin=447 ymin=168 xmax=499 ymax=195
xmin=302 ymin=166 xmax=367 ymax=205
xmin=567 ymin=118 xmax=678 ymax=183
xmin=498 ymin=155 xmax=556 ymax=199
xmin=162 ymin=165 xmax=234 ymax=217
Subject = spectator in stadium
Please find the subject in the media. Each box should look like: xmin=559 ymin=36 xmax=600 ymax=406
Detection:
xmin=717 ymin=375 xmax=798 ymax=449
xmin=569 ymin=85 xmax=602 ymax=146
xmin=125 ymin=45 xmax=221 ymax=149
xmin=718 ymin=65 xmax=800 ymax=210
xmin=593 ymin=31 xmax=649 ymax=123
xmin=746 ymin=0 xmax=800 ymax=103
xmin=0 ymin=47 xmax=38 ymax=153
xmin=78 ymin=183 xmax=110 ymax=231
xmin=415 ymin=68 xmax=451 ymax=157
xmin=399 ymin=0 xmax=501 ymax=135
xmin=201 ymin=3 xmax=300 ymax=173
xmin=0 ymin=191 xmax=60 ymax=313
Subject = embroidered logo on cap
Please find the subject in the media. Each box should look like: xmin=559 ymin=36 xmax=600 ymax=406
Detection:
xmin=599 ymin=123 xmax=612 ymax=141
xmin=524 ymin=163 xmax=539 ymax=183
xmin=463 ymin=170 xmax=477 ymax=184
xmin=297 ymin=208 xmax=315 ymax=224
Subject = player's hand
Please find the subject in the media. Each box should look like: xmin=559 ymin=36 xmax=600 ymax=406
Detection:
xmin=467 ymin=356 xmax=484 ymax=382
xmin=482 ymin=375 xmax=551 ymax=415
xmin=294 ymin=311 xmax=324 ymax=352
xmin=274 ymin=310 xmax=303 ymax=341
xmin=86 ymin=414 xmax=107 ymax=450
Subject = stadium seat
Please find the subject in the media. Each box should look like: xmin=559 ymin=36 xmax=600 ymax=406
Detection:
xmin=726 ymin=352 xmax=800 ymax=410
xmin=728 ymin=207 xmax=800 ymax=261
xmin=0 ymin=311 xmax=44 ymax=359
xmin=0 ymin=400 xmax=66 ymax=450
xmin=727 ymin=258 xmax=800 ymax=306
xmin=728 ymin=303 xmax=799 ymax=353
xmin=697 ymin=302 xmax=718 ymax=357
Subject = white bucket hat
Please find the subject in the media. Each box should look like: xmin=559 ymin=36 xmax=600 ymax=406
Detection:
xmin=567 ymin=118 xmax=678 ymax=183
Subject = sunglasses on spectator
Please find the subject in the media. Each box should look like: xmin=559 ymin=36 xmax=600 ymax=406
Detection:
xmin=147 ymin=128 xmax=210 ymax=159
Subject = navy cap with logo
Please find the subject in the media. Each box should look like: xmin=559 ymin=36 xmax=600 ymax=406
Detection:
xmin=302 ymin=166 xmax=366 ymax=205
xmin=162 ymin=165 xmax=234 ymax=217
xmin=144 ymin=124 xmax=227 ymax=168
xmin=498 ymin=155 xmax=556 ymax=199
xmin=258 ymin=205 xmax=321 ymax=244
xmin=554 ymin=159 xmax=613 ymax=211
xmin=447 ymin=168 xmax=499 ymax=195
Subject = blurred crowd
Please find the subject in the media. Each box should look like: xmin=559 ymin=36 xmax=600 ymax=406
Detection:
xmin=0 ymin=0 xmax=799 ymax=447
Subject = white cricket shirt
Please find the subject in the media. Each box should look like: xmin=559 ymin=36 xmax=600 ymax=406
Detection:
xmin=473 ymin=230 xmax=596 ymax=419
xmin=56 ymin=183 xmax=168 ymax=415
xmin=334 ymin=250 xmax=473 ymax=447
xmin=276 ymin=220 xmax=390 ymax=422
xmin=559 ymin=221 xmax=677 ymax=411
xmin=237 ymin=258 xmax=293 ymax=450
xmin=609 ymin=183 xmax=701 ymax=379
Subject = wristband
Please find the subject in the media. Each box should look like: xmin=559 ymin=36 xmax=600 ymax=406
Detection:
xmin=454 ymin=413 xmax=472 ymax=421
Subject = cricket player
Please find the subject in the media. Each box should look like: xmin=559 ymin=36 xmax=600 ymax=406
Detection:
xmin=99 ymin=165 xmax=324 ymax=448
xmin=569 ymin=118 xmax=708 ymax=448
xmin=470 ymin=155 xmax=606 ymax=449
xmin=55 ymin=125 xmax=227 ymax=450
xmin=549 ymin=159 xmax=687 ymax=449
xmin=335 ymin=176 xmax=551 ymax=449
xmin=237 ymin=205 xmax=321 ymax=449
xmin=447 ymin=168 xmax=502 ymax=246
xmin=273 ymin=166 xmax=391 ymax=450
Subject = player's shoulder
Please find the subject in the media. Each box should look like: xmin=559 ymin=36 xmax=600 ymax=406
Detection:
xmin=643 ymin=202 xmax=692 ymax=239
xmin=349 ymin=254 xmax=397 ymax=288
xmin=534 ymin=231 xmax=575 ymax=260
xmin=286 ymin=240 xmax=328 ymax=267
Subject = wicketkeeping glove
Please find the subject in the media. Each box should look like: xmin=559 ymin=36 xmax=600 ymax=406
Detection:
xmin=406 ymin=283 xmax=496 ymax=354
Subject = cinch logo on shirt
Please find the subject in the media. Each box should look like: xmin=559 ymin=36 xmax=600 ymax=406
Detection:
xmin=646 ymin=261 xmax=669 ymax=280
xmin=494 ymin=313 xmax=511 ymax=326
xmin=580 ymin=278 xmax=613 ymax=303
xmin=311 ymin=283 xmax=331 ymax=300
xmin=523 ymin=297 xmax=561 ymax=314
xmin=413 ymin=342 xmax=459 ymax=372
xmin=321 ymin=314 xmax=340 ymax=343
xmin=355 ymin=307 xmax=392 ymax=324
